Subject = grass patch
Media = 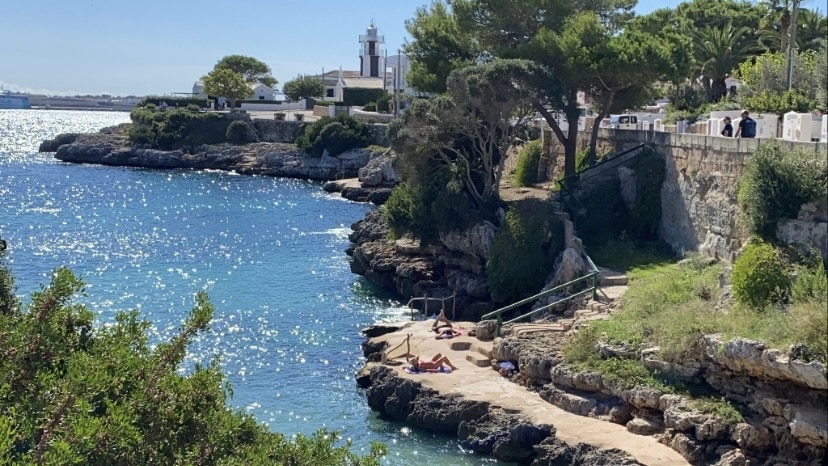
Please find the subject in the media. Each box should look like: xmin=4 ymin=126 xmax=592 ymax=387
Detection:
xmin=586 ymin=238 xmax=675 ymax=271
xmin=566 ymin=246 xmax=827 ymax=367
xmin=573 ymin=357 xmax=676 ymax=392
xmin=692 ymin=397 xmax=744 ymax=425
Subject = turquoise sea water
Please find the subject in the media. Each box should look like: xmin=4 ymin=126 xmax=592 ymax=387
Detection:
xmin=0 ymin=110 xmax=504 ymax=465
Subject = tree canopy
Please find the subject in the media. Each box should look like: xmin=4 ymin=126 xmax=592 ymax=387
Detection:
xmin=283 ymin=75 xmax=325 ymax=100
xmin=213 ymin=54 xmax=278 ymax=88
xmin=404 ymin=0 xmax=685 ymax=178
xmin=201 ymin=68 xmax=253 ymax=109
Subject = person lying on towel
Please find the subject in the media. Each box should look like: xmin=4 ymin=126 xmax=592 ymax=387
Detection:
xmin=409 ymin=353 xmax=459 ymax=372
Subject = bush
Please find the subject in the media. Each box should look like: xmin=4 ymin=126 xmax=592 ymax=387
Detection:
xmin=737 ymin=141 xmax=828 ymax=240
xmin=731 ymin=241 xmax=790 ymax=307
xmin=486 ymin=199 xmax=564 ymax=303
xmin=296 ymin=114 xmax=370 ymax=156
xmin=226 ymin=120 xmax=251 ymax=144
xmin=740 ymin=89 xmax=816 ymax=115
xmin=514 ymin=140 xmax=542 ymax=187
xmin=0 ymin=265 xmax=386 ymax=465
xmin=382 ymin=167 xmax=479 ymax=245
xmin=129 ymin=106 xmax=228 ymax=149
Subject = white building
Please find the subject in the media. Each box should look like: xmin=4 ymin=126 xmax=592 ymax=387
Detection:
xmin=251 ymin=83 xmax=276 ymax=100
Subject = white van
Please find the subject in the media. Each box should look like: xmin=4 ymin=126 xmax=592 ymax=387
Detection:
xmin=610 ymin=114 xmax=638 ymax=129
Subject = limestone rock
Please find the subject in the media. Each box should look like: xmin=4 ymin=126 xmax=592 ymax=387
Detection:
xmin=540 ymin=387 xmax=597 ymax=416
xmin=713 ymin=448 xmax=748 ymax=466
xmin=446 ymin=270 xmax=489 ymax=298
xmin=533 ymin=437 xmax=645 ymax=466
xmin=626 ymin=416 xmax=663 ymax=436
xmin=475 ymin=320 xmax=498 ymax=342
xmin=438 ymin=221 xmax=497 ymax=259
xmin=670 ymin=432 xmax=705 ymax=464
xmin=731 ymin=422 xmax=772 ymax=450
xmin=358 ymin=151 xmax=398 ymax=187
xmin=458 ymin=408 xmax=554 ymax=463
xmin=785 ymin=405 xmax=828 ymax=447
xmin=704 ymin=335 xmax=828 ymax=390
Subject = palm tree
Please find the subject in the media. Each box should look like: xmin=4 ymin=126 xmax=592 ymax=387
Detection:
xmin=694 ymin=21 xmax=763 ymax=101
xmin=795 ymin=9 xmax=828 ymax=52
xmin=757 ymin=0 xmax=792 ymax=53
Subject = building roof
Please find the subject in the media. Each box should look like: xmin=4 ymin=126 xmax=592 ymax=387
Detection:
xmin=341 ymin=77 xmax=385 ymax=89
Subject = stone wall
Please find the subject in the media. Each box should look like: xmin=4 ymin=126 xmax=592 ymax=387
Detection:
xmin=253 ymin=120 xmax=304 ymax=143
xmin=542 ymin=128 xmax=827 ymax=261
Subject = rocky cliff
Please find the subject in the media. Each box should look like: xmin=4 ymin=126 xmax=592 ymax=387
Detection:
xmin=492 ymin=331 xmax=827 ymax=466
xmin=361 ymin=320 xmax=826 ymax=465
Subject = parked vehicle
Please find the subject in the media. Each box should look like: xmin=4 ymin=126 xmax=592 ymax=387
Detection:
xmin=610 ymin=114 xmax=638 ymax=129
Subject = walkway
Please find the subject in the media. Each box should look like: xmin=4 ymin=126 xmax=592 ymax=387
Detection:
xmin=375 ymin=319 xmax=689 ymax=466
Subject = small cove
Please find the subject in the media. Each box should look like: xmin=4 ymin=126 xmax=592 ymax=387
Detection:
xmin=0 ymin=109 xmax=508 ymax=465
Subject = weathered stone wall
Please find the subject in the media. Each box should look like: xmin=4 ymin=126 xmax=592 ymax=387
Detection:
xmin=253 ymin=120 xmax=305 ymax=143
xmin=542 ymin=128 xmax=828 ymax=261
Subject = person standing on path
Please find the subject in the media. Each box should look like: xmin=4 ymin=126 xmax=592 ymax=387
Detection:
xmin=721 ymin=116 xmax=733 ymax=137
xmin=735 ymin=110 xmax=757 ymax=138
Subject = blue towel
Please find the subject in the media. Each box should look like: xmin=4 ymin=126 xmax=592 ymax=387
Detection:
xmin=404 ymin=365 xmax=452 ymax=374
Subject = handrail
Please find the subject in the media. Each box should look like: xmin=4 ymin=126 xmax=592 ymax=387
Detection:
xmin=558 ymin=143 xmax=646 ymax=189
xmin=557 ymin=143 xmax=647 ymax=219
xmin=406 ymin=294 xmax=456 ymax=321
xmin=482 ymin=246 xmax=600 ymax=337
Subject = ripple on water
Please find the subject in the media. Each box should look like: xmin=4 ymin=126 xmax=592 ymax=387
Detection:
xmin=0 ymin=109 xmax=512 ymax=465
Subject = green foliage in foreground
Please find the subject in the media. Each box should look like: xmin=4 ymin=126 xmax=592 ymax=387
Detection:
xmin=295 ymin=114 xmax=371 ymax=156
xmin=0 ymin=265 xmax=385 ymax=466
xmin=486 ymin=199 xmax=564 ymax=303
xmin=129 ymin=106 xmax=228 ymax=150
xmin=737 ymin=141 xmax=828 ymax=241
xmin=514 ymin=140 xmax=542 ymax=187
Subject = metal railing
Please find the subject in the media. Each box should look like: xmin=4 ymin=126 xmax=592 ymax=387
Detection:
xmin=406 ymin=293 xmax=456 ymax=321
xmin=556 ymin=143 xmax=648 ymax=219
xmin=481 ymin=248 xmax=600 ymax=337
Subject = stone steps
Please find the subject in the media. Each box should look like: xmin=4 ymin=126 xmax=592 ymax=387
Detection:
xmin=465 ymin=351 xmax=492 ymax=367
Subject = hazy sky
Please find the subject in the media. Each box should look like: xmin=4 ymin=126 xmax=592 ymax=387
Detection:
xmin=2 ymin=0 xmax=682 ymax=96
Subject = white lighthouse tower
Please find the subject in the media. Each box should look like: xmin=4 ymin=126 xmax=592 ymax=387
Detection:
xmin=359 ymin=20 xmax=385 ymax=78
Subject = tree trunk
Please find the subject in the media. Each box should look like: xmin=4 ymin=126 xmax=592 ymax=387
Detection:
xmin=588 ymin=110 xmax=609 ymax=166
xmin=711 ymin=79 xmax=728 ymax=102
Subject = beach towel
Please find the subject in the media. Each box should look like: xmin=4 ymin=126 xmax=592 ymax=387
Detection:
xmin=404 ymin=365 xmax=453 ymax=374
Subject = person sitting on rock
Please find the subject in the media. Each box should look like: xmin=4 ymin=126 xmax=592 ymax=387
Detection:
xmin=410 ymin=353 xmax=459 ymax=372
xmin=431 ymin=308 xmax=453 ymax=332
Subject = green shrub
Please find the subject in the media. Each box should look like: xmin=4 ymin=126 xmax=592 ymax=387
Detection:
xmin=226 ymin=120 xmax=251 ymax=144
xmin=693 ymin=398 xmax=744 ymax=425
xmin=295 ymin=115 xmax=370 ymax=156
xmin=0 ymin=265 xmax=386 ymax=465
xmin=731 ymin=241 xmax=790 ymax=307
xmin=514 ymin=140 xmax=542 ymax=187
xmin=486 ymin=199 xmax=564 ymax=303
xmin=382 ymin=167 xmax=479 ymax=245
xmin=737 ymin=141 xmax=828 ymax=240
xmin=318 ymin=121 xmax=367 ymax=155
xmin=129 ymin=107 xmax=228 ymax=149
xmin=790 ymin=259 xmax=828 ymax=305
xmin=740 ymin=89 xmax=816 ymax=116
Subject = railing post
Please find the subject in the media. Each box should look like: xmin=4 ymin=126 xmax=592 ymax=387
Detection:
xmin=592 ymin=272 xmax=598 ymax=300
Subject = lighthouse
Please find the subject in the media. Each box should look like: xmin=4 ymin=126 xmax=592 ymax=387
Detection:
xmin=359 ymin=20 xmax=385 ymax=78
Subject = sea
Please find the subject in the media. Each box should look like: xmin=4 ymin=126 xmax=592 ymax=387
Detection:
xmin=0 ymin=109 xmax=506 ymax=465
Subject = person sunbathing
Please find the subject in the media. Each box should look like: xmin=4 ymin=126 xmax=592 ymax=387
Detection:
xmin=431 ymin=308 xmax=453 ymax=332
xmin=435 ymin=328 xmax=462 ymax=340
xmin=410 ymin=353 xmax=459 ymax=372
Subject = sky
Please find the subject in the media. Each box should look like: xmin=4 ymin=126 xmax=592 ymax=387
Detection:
xmin=1 ymin=0 xmax=683 ymax=97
